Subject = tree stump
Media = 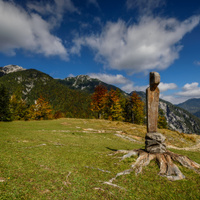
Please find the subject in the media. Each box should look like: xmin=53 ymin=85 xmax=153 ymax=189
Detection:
xmin=104 ymin=72 xmax=200 ymax=186
xmin=105 ymin=149 xmax=200 ymax=185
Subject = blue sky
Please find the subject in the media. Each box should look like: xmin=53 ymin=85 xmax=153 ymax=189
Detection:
xmin=0 ymin=0 xmax=200 ymax=104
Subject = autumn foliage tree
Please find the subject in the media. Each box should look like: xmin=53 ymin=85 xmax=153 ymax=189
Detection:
xmin=130 ymin=92 xmax=145 ymax=124
xmin=158 ymin=108 xmax=168 ymax=129
xmin=101 ymin=89 xmax=124 ymax=121
xmin=30 ymin=96 xmax=53 ymax=120
xmin=10 ymin=94 xmax=29 ymax=120
xmin=91 ymin=87 xmax=146 ymax=124
xmin=91 ymin=85 xmax=107 ymax=118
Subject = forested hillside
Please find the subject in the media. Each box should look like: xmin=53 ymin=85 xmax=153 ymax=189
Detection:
xmin=0 ymin=69 xmax=92 ymax=119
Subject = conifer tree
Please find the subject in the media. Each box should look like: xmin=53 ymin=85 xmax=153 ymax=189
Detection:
xmin=0 ymin=85 xmax=12 ymax=121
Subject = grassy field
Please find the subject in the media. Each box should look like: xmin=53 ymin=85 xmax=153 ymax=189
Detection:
xmin=0 ymin=118 xmax=200 ymax=199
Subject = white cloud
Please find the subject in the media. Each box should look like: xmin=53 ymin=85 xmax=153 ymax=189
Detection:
xmin=88 ymin=73 xmax=148 ymax=93
xmin=194 ymin=60 xmax=200 ymax=66
xmin=126 ymin=0 xmax=165 ymax=15
xmin=27 ymin=0 xmax=79 ymax=28
xmin=177 ymin=82 xmax=200 ymax=97
xmin=160 ymin=82 xmax=200 ymax=104
xmin=72 ymin=15 xmax=200 ymax=74
xmin=159 ymin=82 xmax=177 ymax=92
xmin=89 ymin=73 xmax=130 ymax=85
xmin=121 ymin=83 xmax=147 ymax=93
xmin=0 ymin=0 xmax=68 ymax=59
xmin=160 ymin=94 xmax=187 ymax=104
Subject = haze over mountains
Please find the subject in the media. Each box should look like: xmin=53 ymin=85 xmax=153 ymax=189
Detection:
xmin=1 ymin=64 xmax=200 ymax=135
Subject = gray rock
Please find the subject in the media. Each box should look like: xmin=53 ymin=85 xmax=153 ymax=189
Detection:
xmin=146 ymin=143 xmax=166 ymax=153
xmin=145 ymin=132 xmax=166 ymax=153
xmin=146 ymin=132 xmax=166 ymax=143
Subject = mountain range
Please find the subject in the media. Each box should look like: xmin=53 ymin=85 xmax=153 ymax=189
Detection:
xmin=1 ymin=64 xmax=200 ymax=135
xmin=177 ymin=98 xmax=200 ymax=118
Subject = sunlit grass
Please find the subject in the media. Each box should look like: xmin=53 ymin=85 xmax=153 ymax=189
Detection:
xmin=0 ymin=118 xmax=199 ymax=199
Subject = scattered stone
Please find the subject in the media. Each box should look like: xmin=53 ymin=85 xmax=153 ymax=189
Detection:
xmin=115 ymin=133 xmax=142 ymax=143
xmin=0 ymin=177 xmax=5 ymax=182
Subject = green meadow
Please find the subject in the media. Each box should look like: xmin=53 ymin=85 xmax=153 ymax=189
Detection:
xmin=0 ymin=119 xmax=200 ymax=199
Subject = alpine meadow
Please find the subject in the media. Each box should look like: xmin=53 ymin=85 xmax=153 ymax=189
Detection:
xmin=1 ymin=0 xmax=200 ymax=199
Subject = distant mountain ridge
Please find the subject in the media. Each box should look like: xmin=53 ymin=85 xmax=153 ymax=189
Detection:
xmin=1 ymin=64 xmax=200 ymax=134
xmin=132 ymin=91 xmax=200 ymax=134
xmin=177 ymin=98 xmax=200 ymax=118
xmin=58 ymin=75 xmax=126 ymax=95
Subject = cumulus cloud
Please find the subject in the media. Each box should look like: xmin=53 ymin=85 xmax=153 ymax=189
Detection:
xmin=0 ymin=0 xmax=69 ymax=59
xmin=159 ymin=94 xmax=185 ymax=104
xmin=161 ymin=82 xmax=200 ymax=104
xmin=72 ymin=15 xmax=200 ymax=74
xmin=121 ymin=83 xmax=147 ymax=93
xmin=177 ymin=82 xmax=200 ymax=97
xmin=159 ymin=82 xmax=177 ymax=92
xmin=126 ymin=0 xmax=165 ymax=15
xmin=88 ymin=73 xmax=147 ymax=93
xmin=89 ymin=73 xmax=130 ymax=85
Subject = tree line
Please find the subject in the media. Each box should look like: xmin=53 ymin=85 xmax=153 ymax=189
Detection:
xmin=91 ymin=85 xmax=168 ymax=128
xmin=0 ymin=85 xmax=54 ymax=121
xmin=0 ymin=84 xmax=168 ymax=129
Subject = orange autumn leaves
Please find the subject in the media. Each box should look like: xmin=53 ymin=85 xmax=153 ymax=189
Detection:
xmin=91 ymin=85 xmax=145 ymax=124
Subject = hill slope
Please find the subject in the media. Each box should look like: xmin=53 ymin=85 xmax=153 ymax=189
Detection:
xmin=0 ymin=69 xmax=92 ymax=118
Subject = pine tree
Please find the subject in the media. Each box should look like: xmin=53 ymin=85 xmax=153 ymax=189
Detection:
xmin=0 ymin=85 xmax=12 ymax=121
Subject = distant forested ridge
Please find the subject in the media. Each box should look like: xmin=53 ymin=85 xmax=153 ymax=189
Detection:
xmin=0 ymin=67 xmax=92 ymax=119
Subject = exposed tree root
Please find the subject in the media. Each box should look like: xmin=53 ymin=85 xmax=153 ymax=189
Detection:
xmin=105 ymin=149 xmax=200 ymax=186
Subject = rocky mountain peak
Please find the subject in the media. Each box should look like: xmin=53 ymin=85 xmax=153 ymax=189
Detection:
xmin=0 ymin=65 xmax=25 ymax=75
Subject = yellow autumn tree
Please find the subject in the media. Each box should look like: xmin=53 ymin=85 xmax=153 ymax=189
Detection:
xmin=30 ymin=96 xmax=53 ymax=120
xmin=91 ymin=85 xmax=107 ymax=119
xmin=101 ymin=89 xmax=124 ymax=121
xmin=10 ymin=94 xmax=29 ymax=120
xmin=131 ymin=92 xmax=145 ymax=125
